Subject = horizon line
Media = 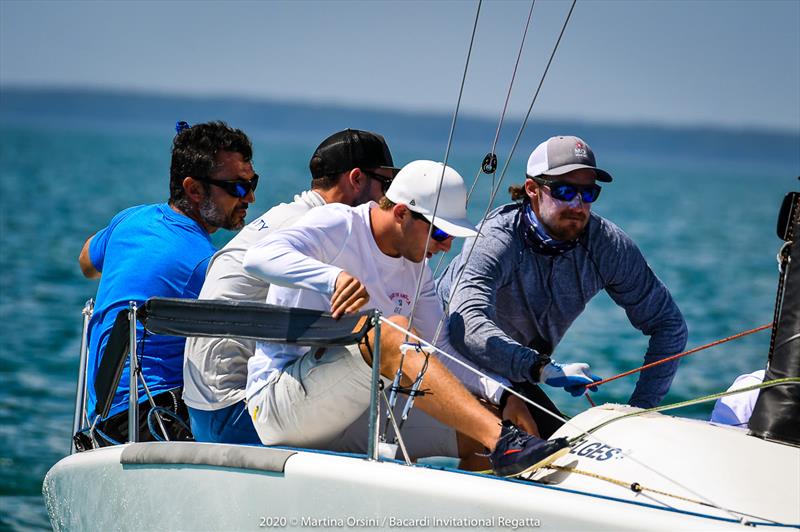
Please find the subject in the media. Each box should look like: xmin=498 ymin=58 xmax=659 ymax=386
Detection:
xmin=2 ymin=83 xmax=798 ymax=138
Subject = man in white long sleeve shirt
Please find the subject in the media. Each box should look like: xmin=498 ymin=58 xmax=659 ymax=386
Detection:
xmin=183 ymin=129 xmax=399 ymax=444
xmin=243 ymin=160 xmax=570 ymax=477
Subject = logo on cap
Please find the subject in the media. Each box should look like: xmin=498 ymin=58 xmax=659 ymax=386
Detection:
xmin=409 ymin=199 xmax=416 ymax=206
xmin=574 ymin=141 xmax=587 ymax=159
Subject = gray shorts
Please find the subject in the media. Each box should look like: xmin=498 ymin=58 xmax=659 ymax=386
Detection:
xmin=248 ymin=344 xmax=457 ymax=459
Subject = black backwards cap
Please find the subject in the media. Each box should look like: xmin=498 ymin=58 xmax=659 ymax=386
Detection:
xmin=309 ymin=129 xmax=400 ymax=179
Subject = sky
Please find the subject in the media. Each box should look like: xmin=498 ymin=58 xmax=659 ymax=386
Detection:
xmin=1 ymin=0 xmax=798 ymax=132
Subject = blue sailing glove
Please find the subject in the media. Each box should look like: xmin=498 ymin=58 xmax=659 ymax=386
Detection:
xmin=539 ymin=362 xmax=602 ymax=397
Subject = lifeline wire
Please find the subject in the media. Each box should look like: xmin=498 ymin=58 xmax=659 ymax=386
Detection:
xmin=378 ymin=316 xmax=752 ymax=524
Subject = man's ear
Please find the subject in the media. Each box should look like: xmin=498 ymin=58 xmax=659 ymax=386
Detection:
xmin=393 ymin=203 xmax=409 ymax=224
xmin=182 ymin=177 xmax=207 ymax=203
xmin=524 ymin=178 xmax=538 ymax=201
xmin=348 ymin=168 xmax=365 ymax=192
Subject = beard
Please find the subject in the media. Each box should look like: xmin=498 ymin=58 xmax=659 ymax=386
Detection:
xmin=535 ymin=194 xmax=588 ymax=241
xmin=545 ymin=212 xmax=588 ymax=241
xmin=199 ymin=196 xmax=245 ymax=230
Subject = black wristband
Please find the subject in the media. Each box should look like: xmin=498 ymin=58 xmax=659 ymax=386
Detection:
xmin=529 ymin=356 xmax=552 ymax=383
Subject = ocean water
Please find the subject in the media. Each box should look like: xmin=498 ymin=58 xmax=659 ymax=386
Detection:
xmin=0 ymin=116 xmax=798 ymax=530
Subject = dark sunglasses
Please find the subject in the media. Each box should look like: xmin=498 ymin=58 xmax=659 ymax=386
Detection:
xmin=196 ymin=174 xmax=259 ymax=198
xmin=409 ymin=210 xmax=452 ymax=242
xmin=362 ymin=170 xmax=393 ymax=193
xmin=532 ymin=176 xmax=601 ymax=203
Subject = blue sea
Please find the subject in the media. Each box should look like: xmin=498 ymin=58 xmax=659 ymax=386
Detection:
xmin=1 ymin=89 xmax=798 ymax=530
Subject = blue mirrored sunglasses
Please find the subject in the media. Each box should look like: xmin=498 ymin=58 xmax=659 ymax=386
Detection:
xmin=532 ymin=176 xmax=601 ymax=203
xmin=409 ymin=210 xmax=452 ymax=242
xmin=196 ymin=174 xmax=259 ymax=198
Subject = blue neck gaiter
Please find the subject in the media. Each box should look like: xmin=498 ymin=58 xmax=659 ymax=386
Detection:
xmin=522 ymin=203 xmax=578 ymax=256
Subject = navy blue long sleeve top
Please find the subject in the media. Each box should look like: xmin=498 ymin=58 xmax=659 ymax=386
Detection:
xmin=436 ymin=203 xmax=688 ymax=408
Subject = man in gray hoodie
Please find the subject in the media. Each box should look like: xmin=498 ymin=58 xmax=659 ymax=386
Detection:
xmin=437 ymin=135 xmax=687 ymax=436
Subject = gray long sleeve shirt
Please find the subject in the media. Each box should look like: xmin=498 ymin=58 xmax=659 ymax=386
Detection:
xmin=436 ymin=203 xmax=688 ymax=408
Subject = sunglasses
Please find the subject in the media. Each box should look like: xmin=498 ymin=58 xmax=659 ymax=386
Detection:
xmin=409 ymin=210 xmax=452 ymax=242
xmin=196 ymin=174 xmax=259 ymax=198
xmin=362 ymin=170 xmax=393 ymax=193
xmin=531 ymin=176 xmax=601 ymax=203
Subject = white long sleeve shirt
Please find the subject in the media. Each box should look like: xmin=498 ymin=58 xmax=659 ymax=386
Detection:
xmin=242 ymin=201 xmax=506 ymax=404
xmin=183 ymin=190 xmax=326 ymax=410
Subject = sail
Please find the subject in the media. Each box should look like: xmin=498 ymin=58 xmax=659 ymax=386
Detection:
xmin=749 ymin=190 xmax=800 ymax=445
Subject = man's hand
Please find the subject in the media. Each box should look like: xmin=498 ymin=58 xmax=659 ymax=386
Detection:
xmin=539 ymin=362 xmax=601 ymax=397
xmin=331 ymin=271 xmax=370 ymax=318
xmin=502 ymin=394 xmax=539 ymax=436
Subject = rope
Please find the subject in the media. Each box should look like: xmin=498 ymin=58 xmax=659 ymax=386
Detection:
xmin=542 ymin=465 xmax=782 ymax=525
xmin=584 ymin=323 xmax=773 ymax=391
xmin=573 ymin=377 xmax=800 ymax=442
xmin=546 ymin=465 xmax=711 ymax=507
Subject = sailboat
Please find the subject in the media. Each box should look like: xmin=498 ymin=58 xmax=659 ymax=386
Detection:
xmin=42 ymin=187 xmax=800 ymax=530
xmin=42 ymin=1 xmax=799 ymax=529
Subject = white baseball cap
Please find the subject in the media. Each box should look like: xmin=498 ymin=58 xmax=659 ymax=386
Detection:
xmin=385 ymin=160 xmax=478 ymax=238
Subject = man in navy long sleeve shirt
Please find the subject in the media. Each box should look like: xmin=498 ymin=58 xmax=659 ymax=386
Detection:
xmin=437 ymin=136 xmax=687 ymax=430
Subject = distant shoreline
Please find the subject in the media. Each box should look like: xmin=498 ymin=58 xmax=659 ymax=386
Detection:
xmin=2 ymin=85 xmax=799 ymax=171
xmin=3 ymin=84 xmax=798 ymax=135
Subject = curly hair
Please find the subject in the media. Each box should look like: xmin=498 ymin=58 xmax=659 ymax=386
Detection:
xmin=169 ymin=121 xmax=253 ymax=209
xmin=508 ymin=184 xmax=528 ymax=202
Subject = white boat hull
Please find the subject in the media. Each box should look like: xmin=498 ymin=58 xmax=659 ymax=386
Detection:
xmin=43 ymin=405 xmax=800 ymax=531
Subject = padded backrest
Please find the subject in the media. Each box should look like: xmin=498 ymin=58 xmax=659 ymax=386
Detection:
xmin=94 ymin=309 xmax=132 ymax=419
xmin=138 ymin=297 xmax=374 ymax=346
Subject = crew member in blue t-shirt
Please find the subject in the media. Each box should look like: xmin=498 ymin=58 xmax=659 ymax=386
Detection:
xmin=78 ymin=121 xmax=257 ymax=443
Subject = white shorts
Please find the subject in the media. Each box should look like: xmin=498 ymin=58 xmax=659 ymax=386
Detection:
xmin=248 ymin=344 xmax=457 ymax=459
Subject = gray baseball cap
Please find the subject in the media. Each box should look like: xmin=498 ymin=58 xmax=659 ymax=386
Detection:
xmin=526 ymin=135 xmax=613 ymax=182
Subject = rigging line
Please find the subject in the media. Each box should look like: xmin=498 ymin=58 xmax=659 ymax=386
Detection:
xmin=431 ymin=0 xmax=578 ymax=345
xmin=544 ymin=465 xmax=781 ymax=525
xmin=583 ymin=323 xmax=773 ymax=391
xmin=405 ymin=0 xmax=482 ymax=340
xmin=378 ymin=315 xmax=753 ymax=523
xmin=574 ymin=377 xmax=800 ymax=441
xmin=440 ymin=0 xmax=538 ymax=283
xmin=465 ymin=0 xmax=537 ymax=206
xmin=379 ymin=388 xmax=412 ymax=465
xmin=488 ymin=0 xmax=536 ymax=163
xmin=547 ymin=465 xmax=710 ymax=508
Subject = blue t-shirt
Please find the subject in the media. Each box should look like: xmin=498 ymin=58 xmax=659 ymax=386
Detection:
xmin=86 ymin=203 xmax=215 ymax=420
